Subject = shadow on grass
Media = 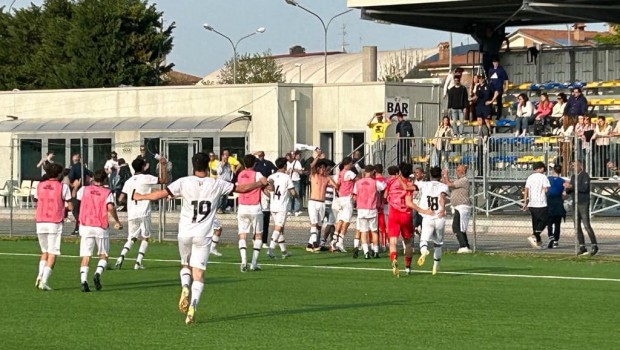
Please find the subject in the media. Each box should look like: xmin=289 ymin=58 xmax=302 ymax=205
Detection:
xmin=207 ymin=299 xmax=422 ymax=323
xmin=447 ymin=266 xmax=531 ymax=275
xmin=54 ymin=276 xmax=242 ymax=292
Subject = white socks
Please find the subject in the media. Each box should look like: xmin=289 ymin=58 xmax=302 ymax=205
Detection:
xmin=278 ymin=234 xmax=287 ymax=252
xmin=80 ymin=266 xmax=89 ymax=283
xmin=270 ymin=231 xmax=281 ymax=250
xmin=309 ymin=227 xmax=317 ymax=244
xmin=190 ymin=281 xmax=204 ymax=309
xmin=353 ymin=238 xmax=360 ymax=249
xmin=251 ymin=239 xmax=262 ymax=266
xmin=120 ymin=239 xmax=134 ymax=258
xmin=38 ymin=260 xmax=45 ymax=279
xmin=41 ymin=266 xmax=52 ymax=285
xmin=180 ymin=267 xmax=192 ymax=288
xmin=136 ymin=240 xmax=148 ymax=265
xmin=362 ymin=243 xmax=369 ymax=254
xmin=212 ymin=234 xmax=220 ymax=249
xmin=433 ymin=246 xmax=442 ymax=270
xmin=239 ymin=239 xmax=247 ymax=266
xmin=95 ymin=260 xmax=107 ymax=275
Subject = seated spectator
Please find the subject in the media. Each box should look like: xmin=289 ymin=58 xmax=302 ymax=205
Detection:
xmin=534 ymin=92 xmax=553 ymax=135
xmin=565 ymin=87 xmax=588 ymax=119
xmin=515 ymin=93 xmax=535 ymax=137
xmin=551 ymin=93 xmax=567 ymax=118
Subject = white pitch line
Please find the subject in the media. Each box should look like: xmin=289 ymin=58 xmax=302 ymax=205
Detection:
xmin=1 ymin=252 xmax=619 ymax=283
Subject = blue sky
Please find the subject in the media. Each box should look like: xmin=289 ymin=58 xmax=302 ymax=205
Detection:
xmin=2 ymin=0 xmax=607 ymax=78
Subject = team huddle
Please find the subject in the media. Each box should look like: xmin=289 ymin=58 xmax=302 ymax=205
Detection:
xmin=33 ymin=149 xmax=453 ymax=325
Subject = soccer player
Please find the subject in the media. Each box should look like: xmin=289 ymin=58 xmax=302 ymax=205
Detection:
xmin=114 ymin=156 xmax=168 ymax=270
xmin=307 ymin=151 xmax=338 ymax=252
xmin=267 ymin=157 xmax=298 ymax=259
xmin=374 ymin=164 xmax=388 ymax=251
xmin=352 ymin=165 xmax=386 ymax=259
xmin=133 ymin=152 xmax=267 ymax=324
xmin=34 ymin=163 xmax=73 ymax=291
xmin=415 ymin=166 xmax=450 ymax=275
xmin=523 ymin=161 xmax=550 ymax=249
xmin=78 ymin=170 xmax=123 ymax=292
xmin=320 ymin=174 xmax=337 ymax=250
xmin=236 ymin=154 xmax=266 ymax=272
xmin=209 ymin=218 xmax=223 ymax=257
xmin=331 ymin=157 xmax=357 ymax=252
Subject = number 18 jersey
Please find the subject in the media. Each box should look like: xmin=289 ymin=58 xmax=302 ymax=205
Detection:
xmin=268 ymin=172 xmax=295 ymax=213
xmin=166 ymin=176 xmax=234 ymax=238
xmin=416 ymin=180 xmax=449 ymax=219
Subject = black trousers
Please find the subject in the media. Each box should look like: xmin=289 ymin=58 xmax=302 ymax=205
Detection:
xmin=576 ymin=204 xmax=598 ymax=246
xmin=397 ymin=139 xmax=412 ymax=163
xmin=529 ymin=207 xmax=548 ymax=241
xmin=71 ymin=197 xmax=80 ymax=230
xmin=261 ymin=211 xmax=271 ymax=243
xmin=452 ymin=209 xmax=470 ymax=248
xmin=547 ymin=215 xmax=562 ymax=241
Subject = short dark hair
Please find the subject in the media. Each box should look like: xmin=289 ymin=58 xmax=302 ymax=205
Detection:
xmin=275 ymin=157 xmax=287 ymax=170
xmin=244 ymin=154 xmax=257 ymax=169
xmin=364 ymin=165 xmax=375 ymax=173
xmin=44 ymin=163 xmax=64 ymax=180
xmin=399 ymin=162 xmax=413 ymax=178
xmin=192 ymin=152 xmax=210 ymax=172
xmin=533 ymin=161 xmax=546 ymax=171
xmin=557 ymin=92 xmax=567 ymax=101
xmin=339 ymin=157 xmax=353 ymax=170
xmin=387 ymin=165 xmax=399 ymax=176
xmin=430 ymin=166 xmax=442 ymax=180
xmin=553 ymin=164 xmax=562 ymax=174
xmin=375 ymin=164 xmax=384 ymax=174
xmin=492 ymin=57 xmax=500 ymax=62
xmin=132 ymin=157 xmax=147 ymax=173
xmin=93 ymin=169 xmax=107 ymax=184
xmin=396 ymin=112 xmax=404 ymax=118
xmin=117 ymin=158 xmax=126 ymax=166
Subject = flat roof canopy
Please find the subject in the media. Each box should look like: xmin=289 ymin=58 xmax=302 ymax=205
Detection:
xmin=0 ymin=115 xmax=251 ymax=133
xmin=348 ymin=0 xmax=620 ymax=34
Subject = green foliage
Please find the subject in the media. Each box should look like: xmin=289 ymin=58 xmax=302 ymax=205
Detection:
xmin=594 ymin=25 xmax=620 ymax=45
xmin=0 ymin=0 xmax=174 ymax=90
xmin=218 ymin=50 xmax=285 ymax=84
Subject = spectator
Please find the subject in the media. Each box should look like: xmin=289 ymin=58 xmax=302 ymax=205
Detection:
xmin=287 ymin=150 xmax=304 ymax=216
xmin=155 ymin=156 xmax=173 ymax=184
xmin=137 ymin=145 xmax=147 ymax=161
xmin=442 ymin=165 xmax=472 ymax=253
xmin=395 ymin=112 xmax=414 ymax=163
xmin=216 ymin=150 xmax=236 ymax=213
xmin=443 ymin=67 xmax=464 ymax=97
xmin=609 ymin=120 xmax=620 ymax=180
xmin=551 ymin=92 xmax=568 ymax=118
xmin=208 ymin=152 xmax=218 ymax=179
xmin=473 ymin=76 xmax=497 ymax=122
xmin=476 ymin=116 xmax=490 ymax=177
xmin=565 ymin=88 xmax=588 ymax=119
xmin=576 ymin=116 xmax=595 ymax=161
xmin=36 ymin=151 xmax=55 ymax=173
xmin=115 ymin=158 xmax=132 ymax=211
xmin=564 ymin=160 xmax=598 ymax=256
xmin=104 ymin=151 xmax=120 ymax=192
xmin=433 ymin=116 xmax=454 ymax=167
xmin=352 ymin=150 xmax=364 ymax=174
xmin=534 ymin=92 xmax=553 ymax=136
xmin=467 ymin=74 xmax=481 ymax=122
xmin=487 ymin=57 xmax=509 ymax=119
xmin=522 ymin=161 xmax=550 ymax=249
xmin=68 ymin=153 xmax=93 ymax=236
xmin=546 ymin=164 xmax=566 ymax=249
xmin=367 ymin=112 xmax=391 ymax=164
xmin=515 ymin=93 xmax=535 ymax=137
xmin=447 ymin=76 xmax=469 ymax=136
xmin=593 ymin=116 xmax=612 ymax=178
xmin=554 ymin=116 xmax=574 ymax=177
xmin=253 ymin=151 xmax=277 ymax=246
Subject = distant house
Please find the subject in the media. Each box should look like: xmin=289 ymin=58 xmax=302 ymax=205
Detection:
xmin=164 ymin=70 xmax=203 ymax=86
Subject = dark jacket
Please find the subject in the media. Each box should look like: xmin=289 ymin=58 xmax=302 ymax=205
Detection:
xmin=566 ymin=171 xmax=590 ymax=205
xmin=565 ymin=95 xmax=588 ymax=117
xmin=447 ymin=85 xmax=468 ymax=110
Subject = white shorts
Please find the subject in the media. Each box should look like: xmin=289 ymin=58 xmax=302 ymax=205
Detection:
xmin=237 ymin=212 xmax=263 ymax=234
xmin=178 ymin=235 xmax=212 ymax=271
xmin=213 ymin=217 xmax=222 ymax=230
xmin=271 ymin=211 xmax=288 ymax=227
xmin=308 ymin=200 xmax=326 ymax=225
xmin=36 ymin=223 xmax=63 ymax=255
xmin=335 ymin=197 xmax=353 ymax=223
xmin=127 ymin=217 xmax=151 ymax=240
xmin=420 ymin=217 xmax=446 ymax=246
xmin=452 ymin=205 xmax=471 ymax=233
xmin=356 ymin=216 xmax=378 ymax=232
xmin=323 ymin=207 xmax=335 ymax=226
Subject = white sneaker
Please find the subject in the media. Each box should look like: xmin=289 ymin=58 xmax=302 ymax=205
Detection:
xmin=281 ymin=251 xmax=292 ymax=259
xmin=38 ymin=283 xmax=52 ymax=291
xmin=457 ymin=247 xmax=473 ymax=254
xmin=261 ymin=243 xmax=269 ymax=249
xmin=294 ymin=211 xmax=302 ymax=217
xmin=240 ymin=264 xmax=247 ymax=273
xmin=336 ymin=245 xmax=347 ymax=253
xmin=210 ymin=249 xmax=222 ymax=257
xmin=134 ymin=263 xmax=144 ymax=270
xmin=250 ymin=264 xmax=262 ymax=271
xmin=527 ymin=236 xmax=540 ymax=249
xmin=405 ymin=268 xmax=411 ymax=276
xmin=35 ymin=277 xmax=41 ymax=288
xmin=267 ymin=249 xmax=275 ymax=260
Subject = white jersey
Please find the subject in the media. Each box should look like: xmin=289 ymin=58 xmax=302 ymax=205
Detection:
xmin=416 ymin=181 xmax=450 ymax=219
xmin=122 ymin=174 xmax=159 ymax=220
xmin=268 ymin=172 xmax=295 ymax=213
xmin=166 ymin=176 xmax=234 ymax=238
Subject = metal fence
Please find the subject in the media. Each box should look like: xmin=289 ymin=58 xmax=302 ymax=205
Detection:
xmin=1 ymin=135 xmax=619 ymax=256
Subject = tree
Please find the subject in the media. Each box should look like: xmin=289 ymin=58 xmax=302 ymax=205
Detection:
xmin=594 ymin=24 xmax=620 ymax=45
xmin=0 ymin=0 xmax=174 ymax=90
xmin=218 ymin=50 xmax=285 ymax=84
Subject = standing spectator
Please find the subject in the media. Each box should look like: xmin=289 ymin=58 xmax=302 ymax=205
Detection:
xmin=515 ymin=93 xmax=535 ymax=137
xmin=36 ymin=152 xmax=55 ymax=174
xmin=287 ymin=151 xmax=304 ymax=216
xmin=476 ymin=116 xmax=491 ymax=177
xmin=487 ymin=57 xmax=509 ymax=119
xmin=609 ymin=120 xmax=620 ymax=180
xmin=351 ymin=150 xmax=364 ymax=174
xmin=367 ymin=112 xmax=391 ymax=163
xmin=474 ymin=76 xmax=498 ymax=122
xmin=68 ymin=153 xmax=93 ymax=236
xmin=442 ymin=165 xmax=472 ymax=253
xmin=216 ymin=150 xmax=235 ymax=213
xmin=467 ymin=74 xmax=481 ymax=122
xmin=522 ymin=162 xmax=550 ymax=249
xmin=208 ymin=152 xmax=218 ymax=179
xmin=104 ymin=151 xmax=120 ymax=192
xmin=576 ymin=116 xmax=595 ymax=163
xmin=593 ymin=117 xmax=612 ymax=178
xmin=554 ymin=116 xmax=574 ymax=177
xmin=395 ymin=112 xmax=414 ymax=163
xmin=565 ymin=88 xmax=588 ymax=119
xmin=546 ymin=164 xmax=566 ymax=249
xmin=433 ymin=116 xmax=454 ymax=167
xmin=564 ymin=160 xmax=598 ymax=256
xmin=115 ymin=158 xmax=132 ymax=211
xmin=253 ymin=151 xmax=277 ymax=246
xmin=447 ymin=76 xmax=469 ymax=135
xmin=443 ymin=67 xmax=464 ymax=97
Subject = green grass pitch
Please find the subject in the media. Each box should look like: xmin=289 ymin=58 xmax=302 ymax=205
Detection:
xmin=1 ymin=238 xmax=619 ymax=349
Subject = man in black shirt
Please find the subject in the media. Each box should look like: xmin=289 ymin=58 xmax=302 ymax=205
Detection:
xmin=68 ymin=153 xmax=93 ymax=235
xmin=395 ymin=112 xmax=414 ymax=163
xmin=447 ymin=76 xmax=469 ymax=136
xmin=564 ymin=160 xmax=598 ymax=256
xmin=253 ymin=151 xmax=278 ymax=245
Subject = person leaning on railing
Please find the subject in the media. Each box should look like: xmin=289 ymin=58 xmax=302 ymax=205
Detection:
xmin=433 ymin=116 xmax=455 ymax=167
xmin=607 ymin=120 xmax=620 ymax=180
xmin=553 ymin=116 xmax=574 ymax=177
xmin=592 ymin=116 xmax=612 ymax=178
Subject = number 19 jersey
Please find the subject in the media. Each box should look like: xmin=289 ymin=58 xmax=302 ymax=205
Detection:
xmin=416 ymin=181 xmax=450 ymax=219
xmin=166 ymin=176 xmax=234 ymax=238
xmin=268 ymin=172 xmax=295 ymax=213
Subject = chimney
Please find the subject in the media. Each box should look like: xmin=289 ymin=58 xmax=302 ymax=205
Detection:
xmin=573 ymin=23 xmax=586 ymax=42
xmin=289 ymin=45 xmax=306 ymax=55
xmin=438 ymin=41 xmax=450 ymax=61
xmin=362 ymin=46 xmax=377 ymax=82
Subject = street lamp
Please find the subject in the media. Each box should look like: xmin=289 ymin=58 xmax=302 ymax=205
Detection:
xmin=284 ymin=0 xmax=353 ymax=83
xmin=295 ymin=63 xmax=302 ymax=83
xmin=203 ymin=24 xmax=266 ymax=84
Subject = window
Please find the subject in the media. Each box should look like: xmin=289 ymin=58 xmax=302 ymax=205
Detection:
xmin=220 ymin=137 xmax=245 ymax=160
xmin=143 ymin=138 xmax=160 ymax=176
xmin=320 ymin=132 xmax=334 ymax=161
xmin=48 ymin=139 xmax=66 ymax=168
xmin=342 ymin=132 xmax=365 ymax=159
xmin=93 ymin=138 xmax=112 ymax=171
xmin=20 ymin=139 xmax=42 ymax=180
xmin=201 ymin=138 xmax=214 ymax=154
xmin=70 ymin=138 xmax=89 ymax=168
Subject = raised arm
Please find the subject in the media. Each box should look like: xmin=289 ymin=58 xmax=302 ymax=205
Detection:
xmin=158 ymin=157 xmax=168 ymax=184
